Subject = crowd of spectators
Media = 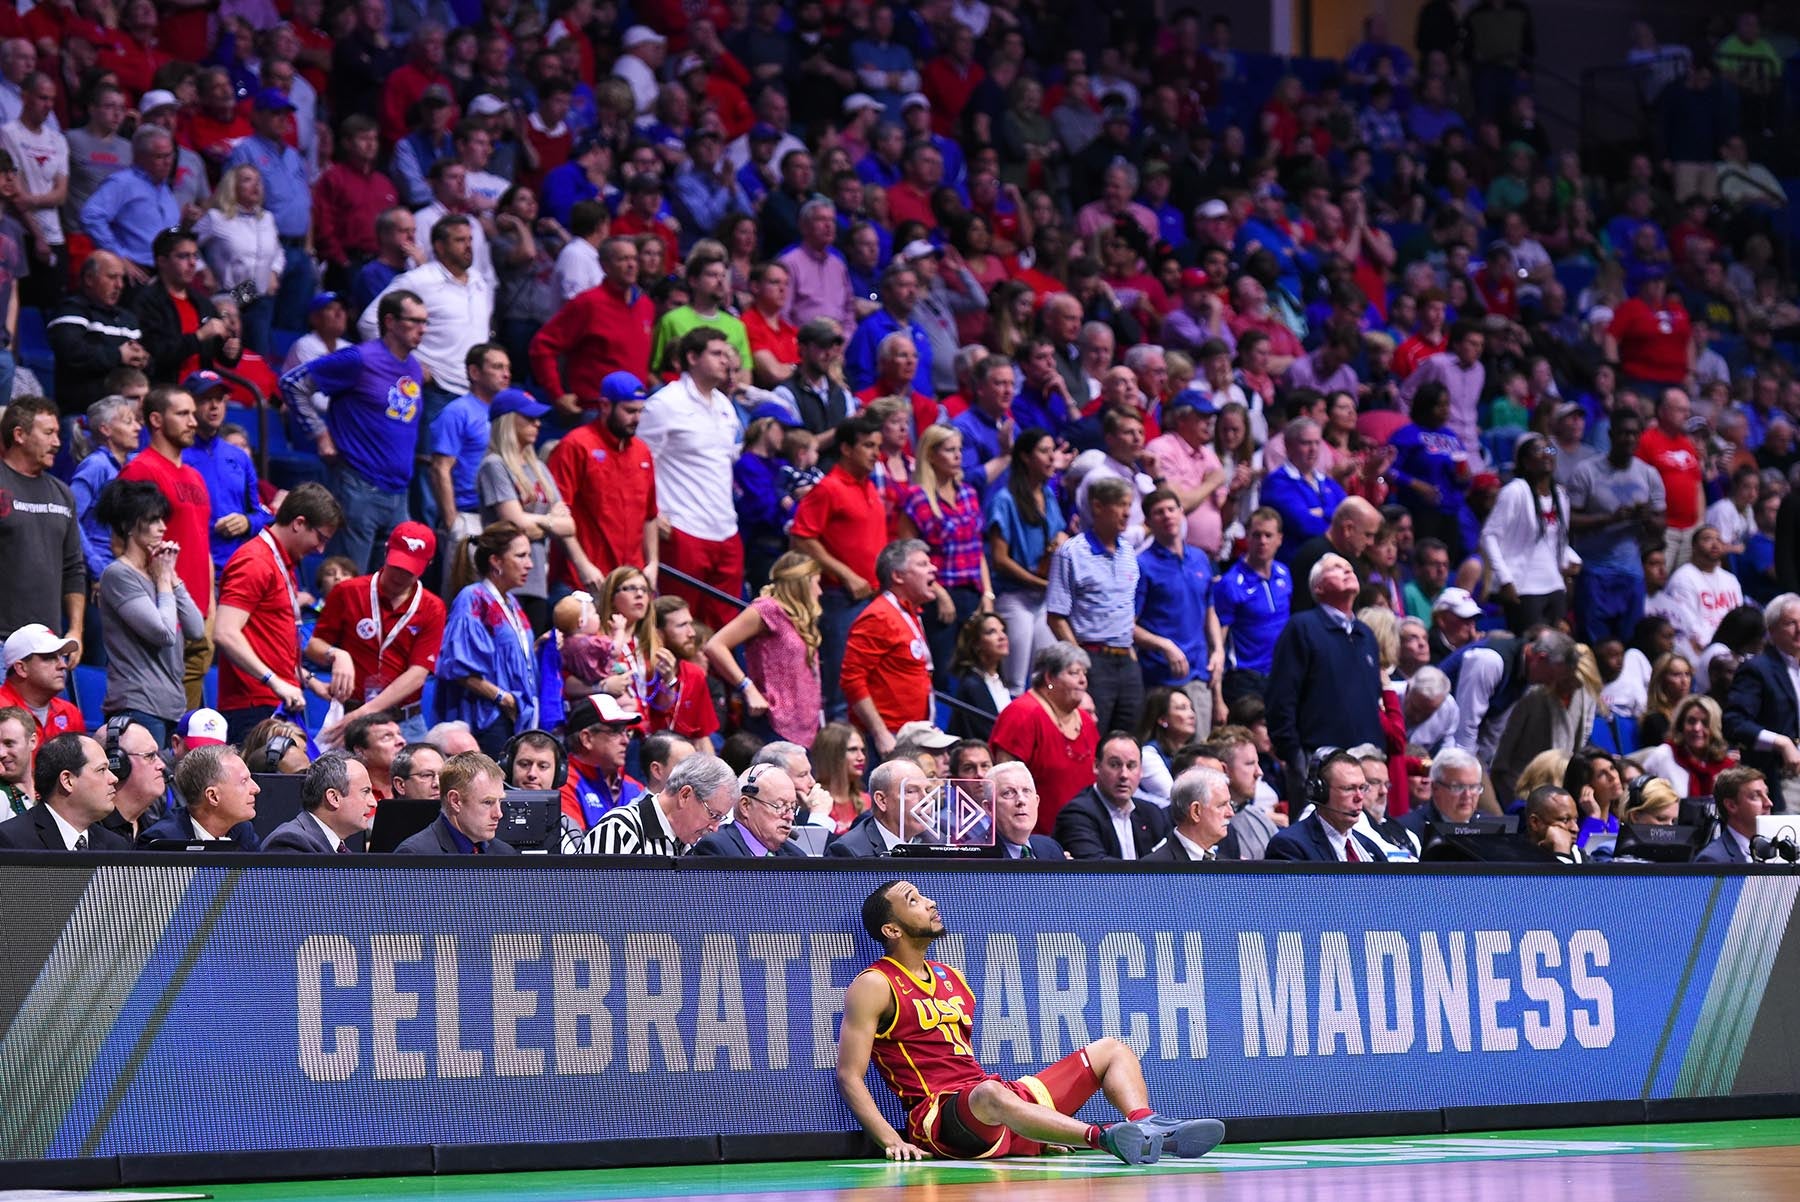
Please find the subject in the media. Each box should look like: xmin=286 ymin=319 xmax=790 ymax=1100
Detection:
xmin=0 ymin=0 xmax=1798 ymax=867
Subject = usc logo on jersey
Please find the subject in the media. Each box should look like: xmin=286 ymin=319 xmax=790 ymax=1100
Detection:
xmin=914 ymin=995 xmax=973 ymax=1055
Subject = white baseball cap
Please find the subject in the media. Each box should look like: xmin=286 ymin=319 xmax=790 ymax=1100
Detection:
xmin=1432 ymin=587 xmax=1482 ymax=620
xmin=466 ymin=93 xmax=509 ymax=117
xmin=621 ymin=24 xmax=666 ymax=49
xmin=842 ymin=92 xmax=885 ymax=116
xmin=177 ymin=707 xmax=230 ymax=748
xmin=3 ymin=624 xmax=77 ymax=671
xmin=139 ymin=89 xmax=180 ymax=114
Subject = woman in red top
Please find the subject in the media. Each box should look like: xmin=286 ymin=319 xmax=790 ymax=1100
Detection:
xmin=990 ymin=643 xmax=1099 ymax=835
xmin=1608 ymin=269 xmax=1693 ymax=392
xmin=814 ymin=722 xmax=871 ymax=833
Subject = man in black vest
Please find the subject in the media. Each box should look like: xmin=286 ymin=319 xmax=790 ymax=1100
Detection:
xmin=1441 ymin=627 xmax=1578 ymax=760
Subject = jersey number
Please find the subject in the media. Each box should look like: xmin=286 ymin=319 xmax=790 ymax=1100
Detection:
xmin=913 ymin=996 xmax=973 ymax=1056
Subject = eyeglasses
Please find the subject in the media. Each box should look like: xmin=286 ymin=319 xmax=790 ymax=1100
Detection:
xmin=123 ymin=749 xmax=162 ymax=765
xmin=696 ymin=793 xmax=733 ymax=824
xmin=1437 ymin=782 xmax=1483 ymax=796
xmin=406 ymin=769 xmax=439 ymax=782
xmin=755 ymin=797 xmax=800 ymax=819
xmin=395 ymin=315 xmax=430 ymax=326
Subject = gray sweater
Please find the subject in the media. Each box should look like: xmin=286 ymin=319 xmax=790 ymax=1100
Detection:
xmin=98 ymin=560 xmax=205 ymax=721
xmin=0 ymin=460 xmax=85 ymax=639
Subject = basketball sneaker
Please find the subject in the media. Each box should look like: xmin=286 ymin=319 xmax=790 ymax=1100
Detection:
xmin=1137 ymin=1115 xmax=1226 ymax=1158
xmin=1096 ymin=1121 xmax=1163 ymax=1165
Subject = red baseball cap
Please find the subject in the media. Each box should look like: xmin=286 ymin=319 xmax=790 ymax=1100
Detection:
xmin=1180 ymin=268 xmax=1210 ymax=291
xmin=385 ymin=522 xmax=437 ymax=576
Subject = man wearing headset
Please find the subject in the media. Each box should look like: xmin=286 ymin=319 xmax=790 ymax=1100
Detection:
xmin=504 ymin=730 xmax=564 ymax=791
xmin=1263 ymin=750 xmax=1390 ymax=862
xmin=99 ymin=716 xmax=168 ymax=843
xmin=689 ymin=763 xmax=807 ymax=857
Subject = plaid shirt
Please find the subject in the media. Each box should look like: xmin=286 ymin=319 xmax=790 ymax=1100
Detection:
xmin=902 ymin=483 xmax=987 ymax=588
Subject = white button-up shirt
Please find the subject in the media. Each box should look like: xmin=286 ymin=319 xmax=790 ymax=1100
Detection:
xmin=1108 ymin=800 xmax=1137 ymax=861
xmin=639 ymin=374 xmax=742 ymax=542
xmin=415 ymin=199 xmax=497 ymax=291
xmin=553 ymin=237 xmax=604 ymax=301
xmin=358 ymin=260 xmax=494 ymax=395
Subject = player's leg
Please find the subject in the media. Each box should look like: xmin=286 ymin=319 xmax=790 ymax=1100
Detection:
xmin=1083 ymin=1037 xmax=1227 ymax=1160
xmin=979 ymin=1043 xmax=1158 ymax=1165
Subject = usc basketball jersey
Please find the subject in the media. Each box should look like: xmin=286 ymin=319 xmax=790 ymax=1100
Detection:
xmin=863 ymin=956 xmax=990 ymax=1108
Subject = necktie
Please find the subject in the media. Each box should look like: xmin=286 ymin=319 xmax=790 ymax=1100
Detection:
xmin=1344 ymin=837 xmax=1360 ymax=863
xmin=1019 ymin=844 xmax=1034 ymax=859
xmin=74 ymin=833 xmax=88 ymax=850
xmin=337 ymin=843 xmax=352 ymax=854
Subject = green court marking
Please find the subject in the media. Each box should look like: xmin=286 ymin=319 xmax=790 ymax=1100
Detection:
xmin=163 ymin=1119 xmax=1800 ymax=1202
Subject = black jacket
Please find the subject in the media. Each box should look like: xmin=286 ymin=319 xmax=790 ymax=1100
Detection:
xmin=47 ymin=295 xmax=144 ymax=415
xmin=688 ymin=822 xmax=808 ymax=858
xmin=1053 ymin=787 xmax=1172 ymax=860
xmin=0 ymin=804 xmax=132 ymax=850
xmin=1724 ymin=647 xmax=1800 ymax=795
xmin=137 ymin=806 xmax=262 ymax=849
xmin=130 ymin=283 xmax=239 ymax=386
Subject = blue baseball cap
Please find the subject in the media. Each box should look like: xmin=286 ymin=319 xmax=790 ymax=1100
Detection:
xmin=488 ymin=388 xmax=551 ymax=420
xmin=601 ymin=372 xmax=648 ymax=404
xmin=748 ymin=123 xmax=781 ymax=142
xmin=748 ymin=401 xmax=802 ymax=427
xmin=182 ymin=369 xmax=229 ymax=397
xmin=252 ymin=87 xmax=296 ymax=112
xmin=309 ymin=291 xmax=343 ymax=313
xmin=1166 ymin=388 xmax=1218 ymax=417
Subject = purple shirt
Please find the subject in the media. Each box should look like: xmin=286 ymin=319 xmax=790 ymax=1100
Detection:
xmin=303 ymin=341 xmax=426 ymax=492
xmin=1282 ymin=349 xmax=1359 ymax=397
xmin=735 ymin=822 xmax=770 ymax=857
xmin=778 ymin=243 xmax=857 ymax=333
xmin=1399 ymin=352 xmax=1487 ymax=457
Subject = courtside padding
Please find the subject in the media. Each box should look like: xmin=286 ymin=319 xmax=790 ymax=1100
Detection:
xmin=3 ymin=855 xmax=1799 ymax=1184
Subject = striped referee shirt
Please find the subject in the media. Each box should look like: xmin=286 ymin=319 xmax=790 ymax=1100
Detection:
xmin=583 ymin=793 xmax=684 ymax=857
xmin=1046 ymin=531 xmax=1139 ymax=647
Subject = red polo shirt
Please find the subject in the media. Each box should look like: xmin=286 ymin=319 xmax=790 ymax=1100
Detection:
xmin=118 ymin=448 xmax=213 ymax=616
xmin=529 ymin=283 xmax=656 ymax=405
xmin=0 ymin=681 xmax=84 ymax=747
xmin=840 ymin=594 xmax=932 ymax=734
xmin=312 ymin=574 xmax=447 ymax=704
xmin=216 ymin=533 xmax=302 ymax=709
xmin=1637 ymin=425 xmax=1705 ymax=530
xmin=547 ymin=420 xmax=659 ymax=585
xmin=745 ymin=308 xmax=799 ymax=374
xmin=1612 ymin=296 xmax=1692 ymax=385
xmin=790 ymin=464 xmax=886 ymax=590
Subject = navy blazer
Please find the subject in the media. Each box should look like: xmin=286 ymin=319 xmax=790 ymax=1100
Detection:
xmin=1264 ymin=812 xmax=1389 ymax=862
xmin=1695 ymin=831 xmax=1750 ymax=864
xmin=1053 ymin=787 xmax=1172 ymax=860
xmin=137 ymin=807 xmax=263 ymax=849
xmin=1725 ymin=648 xmax=1800 ymax=792
xmin=0 ymin=805 xmax=132 ymax=850
xmin=947 ymin=672 xmax=1003 ymax=740
xmin=262 ymin=812 xmax=342 ymax=853
xmin=1142 ymin=834 xmax=1215 ymax=862
xmin=981 ymin=832 xmax=1066 ymax=860
xmin=689 ymin=822 xmax=808 ymax=858
xmin=393 ymin=816 xmax=518 ymax=855
xmin=1263 ymin=606 xmax=1386 ymax=766
xmin=825 ymin=811 xmax=897 ymax=858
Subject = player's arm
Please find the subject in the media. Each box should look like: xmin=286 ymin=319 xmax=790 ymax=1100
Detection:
xmin=836 ymin=972 xmax=928 ymax=1160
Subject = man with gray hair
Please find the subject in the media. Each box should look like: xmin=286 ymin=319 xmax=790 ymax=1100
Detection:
xmin=1048 ymin=475 xmax=1144 ymax=734
xmin=984 ymin=760 xmax=1066 ymax=859
xmin=826 ymin=756 xmax=929 ymax=856
xmin=585 ymin=751 xmax=738 ymax=855
xmin=79 ymin=124 xmax=181 ymax=282
xmin=842 ymin=539 xmax=939 ymax=756
xmin=752 ymin=739 xmax=827 ymax=824
xmin=778 ymin=198 xmax=857 ymax=332
xmin=689 ymin=761 xmax=807 ymax=858
xmin=1400 ymin=746 xmax=1485 ymax=839
xmin=70 ymin=394 xmax=139 ymax=583
xmin=263 ymin=752 xmax=376 ymax=853
xmin=1723 ymin=592 xmax=1800 ymax=808
xmin=845 ymin=261 xmax=932 ymax=394
xmin=1144 ymin=766 xmax=1233 ymax=861
xmin=1260 ymin=417 xmax=1347 ymax=563
xmin=1079 ymin=320 xmax=1116 ymax=398
xmin=1402 ymin=664 xmax=1459 ymax=754
xmin=1265 ymin=552 xmax=1386 ymax=789
xmin=1443 ymin=627 xmax=1579 ymax=761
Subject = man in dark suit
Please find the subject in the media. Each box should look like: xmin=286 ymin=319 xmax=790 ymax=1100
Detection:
xmin=0 ymin=734 xmax=131 ymax=850
xmin=138 ymin=744 xmax=264 ymax=848
xmin=394 ymin=751 xmax=519 ymax=855
xmin=984 ymin=761 xmax=1066 ymax=859
xmin=1399 ymin=747 xmax=1485 ymax=842
xmin=1725 ymin=595 xmax=1800 ymax=811
xmin=99 ymin=718 xmax=170 ymax=844
xmin=690 ymin=762 xmax=808 ymax=857
xmin=1264 ymin=553 xmax=1386 ymax=788
xmin=1523 ymin=784 xmax=1589 ymax=864
xmin=1144 ymin=766 xmax=1233 ymax=862
xmin=827 ymin=759 xmax=930 ymax=857
xmin=264 ymin=754 xmax=378 ymax=853
xmin=1265 ymin=751 xmax=1389 ymax=862
xmin=1055 ymin=732 xmax=1173 ymax=860
xmin=1696 ymin=767 xmax=1772 ymax=864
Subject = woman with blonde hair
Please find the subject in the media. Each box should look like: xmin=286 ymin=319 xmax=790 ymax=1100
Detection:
xmin=1639 ymin=651 xmax=1696 ymax=748
xmin=900 ymin=423 xmax=993 ymax=682
xmin=240 ymin=716 xmax=311 ymax=774
xmin=1620 ymin=776 xmax=1682 ymax=826
xmin=1511 ymin=749 xmax=1571 ymax=804
xmin=476 ymin=395 xmax=589 ymax=630
xmin=193 ymin=162 xmax=282 ymax=353
xmin=811 ymin=721 xmax=870 ymax=832
xmin=702 ymin=550 xmax=824 ymax=746
xmin=1637 ymin=693 xmax=1737 ymax=796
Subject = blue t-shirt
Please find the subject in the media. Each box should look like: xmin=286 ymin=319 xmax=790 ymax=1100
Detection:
xmin=429 ymin=393 xmax=492 ymax=510
xmin=1213 ymin=558 xmax=1294 ymax=676
xmin=307 ymin=342 xmax=426 ymax=493
xmin=984 ymin=486 xmax=1066 ymax=593
xmin=1136 ymin=541 xmax=1214 ymax=685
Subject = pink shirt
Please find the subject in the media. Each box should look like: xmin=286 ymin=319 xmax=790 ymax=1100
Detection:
xmin=1147 ymin=431 xmax=1227 ymax=555
xmin=777 ymin=243 xmax=857 ymax=333
xmin=745 ymin=596 xmax=823 ymax=747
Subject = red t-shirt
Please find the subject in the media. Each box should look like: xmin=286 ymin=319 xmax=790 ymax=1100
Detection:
xmin=171 ymin=292 xmax=201 ymax=380
xmin=744 ymin=309 xmax=798 ymax=374
xmin=179 ymin=110 xmax=253 ymax=164
xmin=225 ymin=350 xmax=279 ymax=406
xmin=0 ymin=681 xmax=84 ymax=748
xmin=546 ymin=421 xmax=658 ymax=586
xmin=1637 ymin=426 xmax=1705 ymax=530
xmin=1394 ymin=331 xmax=1447 ymax=379
xmin=789 ymin=465 xmax=886 ymax=590
xmin=989 ymin=696 xmax=1099 ymax=834
xmin=117 ymin=449 xmax=212 ymax=616
xmin=840 ymin=594 xmax=932 ymax=735
xmin=1611 ymin=296 xmax=1691 ymax=384
xmin=216 ymin=533 xmax=302 ymax=709
xmin=647 ymin=659 xmax=720 ymax=740
xmin=312 ymin=574 xmax=447 ymax=705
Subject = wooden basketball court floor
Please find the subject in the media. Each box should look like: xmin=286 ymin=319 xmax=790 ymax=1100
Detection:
xmin=23 ymin=1119 xmax=1800 ymax=1202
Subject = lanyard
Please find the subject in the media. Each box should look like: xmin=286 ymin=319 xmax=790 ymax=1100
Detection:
xmin=485 ymin=581 xmax=531 ymax=661
xmin=885 ymin=591 xmax=930 ymax=668
xmin=367 ymin=575 xmax=424 ymax=657
xmin=259 ymin=529 xmax=302 ymax=679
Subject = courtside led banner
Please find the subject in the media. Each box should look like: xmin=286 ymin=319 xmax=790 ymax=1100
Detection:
xmin=1 ymin=859 xmax=1795 ymax=1160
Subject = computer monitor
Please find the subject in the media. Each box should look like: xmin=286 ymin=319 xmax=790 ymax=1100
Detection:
xmin=368 ymin=798 xmax=441 ymax=853
xmin=1418 ymin=816 xmax=1547 ymax=862
xmin=499 ymin=789 xmax=560 ymax=854
xmin=251 ymin=773 xmax=306 ymax=839
xmin=1613 ymin=822 xmax=1709 ymax=864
